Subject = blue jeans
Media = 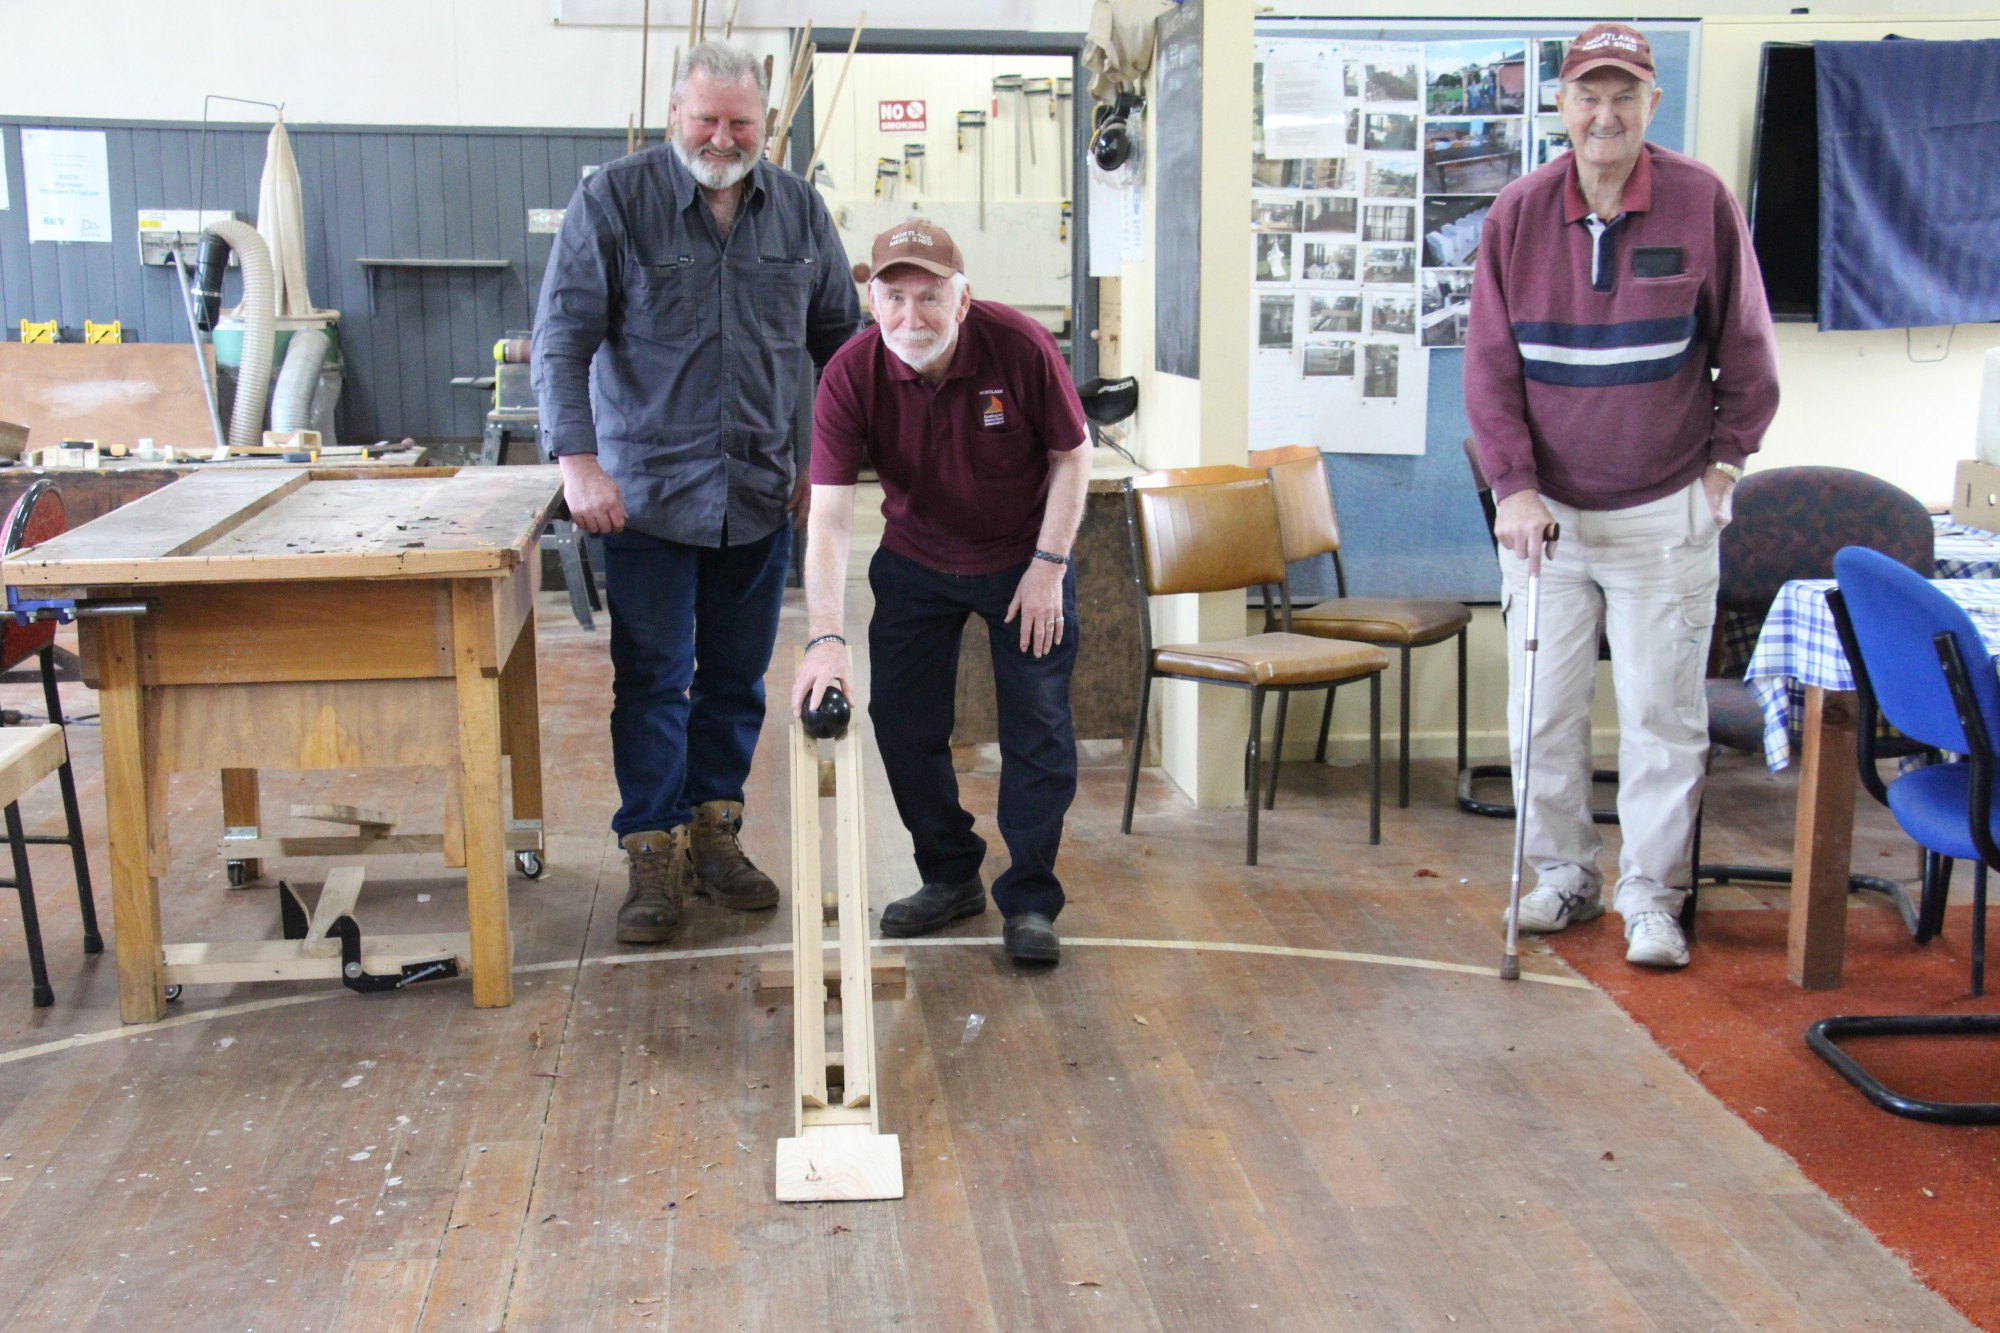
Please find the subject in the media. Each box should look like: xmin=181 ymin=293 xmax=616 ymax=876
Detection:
xmin=602 ymin=523 xmax=792 ymax=837
xmin=866 ymin=547 xmax=1079 ymax=921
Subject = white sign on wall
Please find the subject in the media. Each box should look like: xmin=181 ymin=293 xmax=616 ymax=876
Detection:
xmin=21 ymin=128 xmax=112 ymax=244
xmin=878 ymin=100 xmax=927 ymax=133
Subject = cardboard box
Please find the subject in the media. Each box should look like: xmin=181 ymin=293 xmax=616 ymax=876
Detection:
xmin=1952 ymin=459 xmax=2000 ymax=531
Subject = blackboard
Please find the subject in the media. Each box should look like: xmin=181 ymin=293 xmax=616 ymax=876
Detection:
xmin=1154 ymin=0 xmax=1204 ymax=378
xmin=1256 ymin=18 xmax=1700 ymax=602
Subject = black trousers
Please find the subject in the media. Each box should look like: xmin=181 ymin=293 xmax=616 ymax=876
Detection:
xmin=867 ymin=547 xmax=1079 ymax=921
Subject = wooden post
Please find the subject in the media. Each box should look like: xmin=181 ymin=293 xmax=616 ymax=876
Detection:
xmin=1788 ymin=686 xmax=1857 ymax=989
xmin=96 ymin=617 xmax=166 ymax=1022
xmin=500 ymin=613 xmax=545 ymax=829
xmin=220 ymin=768 xmax=262 ymax=884
xmin=452 ymin=581 xmax=513 ymax=1008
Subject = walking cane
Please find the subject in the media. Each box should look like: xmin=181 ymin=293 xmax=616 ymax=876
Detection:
xmin=1501 ymin=522 xmax=1559 ymax=981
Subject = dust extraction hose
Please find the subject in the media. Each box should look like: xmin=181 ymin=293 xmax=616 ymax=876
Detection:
xmin=200 ymin=218 xmax=275 ymax=451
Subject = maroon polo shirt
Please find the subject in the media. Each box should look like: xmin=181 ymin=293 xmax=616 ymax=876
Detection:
xmin=812 ymin=299 xmax=1088 ymax=576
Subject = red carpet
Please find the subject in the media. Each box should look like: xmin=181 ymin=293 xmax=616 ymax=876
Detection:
xmin=1549 ymin=903 xmax=2000 ymax=1330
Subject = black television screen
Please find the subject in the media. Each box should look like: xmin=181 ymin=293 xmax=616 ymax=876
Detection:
xmin=1746 ymin=42 xmax=1819 ymax=322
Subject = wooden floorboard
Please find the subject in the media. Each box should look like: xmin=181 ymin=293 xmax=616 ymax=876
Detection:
xmin=0 ymin=590 xmax=1972 ymax=1330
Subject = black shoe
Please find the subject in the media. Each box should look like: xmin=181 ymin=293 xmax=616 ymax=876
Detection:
xmin=1003 ymin=912 xmax=1060 ymax=963
xmin=879 ymin=874 xmax=986 ymax=938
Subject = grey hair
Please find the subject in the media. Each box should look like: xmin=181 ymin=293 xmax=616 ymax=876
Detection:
xmin=673 ymin=40 xmax=770 ymax=105
xmin=870 ymin=271 xmax=971 ymax=303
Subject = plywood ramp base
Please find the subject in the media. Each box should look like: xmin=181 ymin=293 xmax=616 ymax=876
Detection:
xmin=776 ymin=1126 xmax=904 ymax=1202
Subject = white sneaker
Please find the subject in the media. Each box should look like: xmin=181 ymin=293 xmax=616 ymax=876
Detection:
xmin=1504 ymin=884 xmax=1604 ymax=934
xmin=1624 ymin=911 xmax=1690 ymax=969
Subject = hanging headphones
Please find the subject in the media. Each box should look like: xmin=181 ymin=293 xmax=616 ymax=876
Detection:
xmin=1090 ymin=91 xmax=1147 ymax=176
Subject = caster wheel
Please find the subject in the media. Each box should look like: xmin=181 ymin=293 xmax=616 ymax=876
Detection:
xmin=226 ymin=860 xmax=250 ymax=887
xmin=515 ymin=851 xmax=545 ymax=880
xmin=165 ymin=984 xmax=183 ymax=1003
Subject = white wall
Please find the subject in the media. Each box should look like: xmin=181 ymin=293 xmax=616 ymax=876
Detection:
xmin=811 ymin=52 xmax=1075 ymax=315
xmin=0 ymin=0 xmax=1091 ymax=128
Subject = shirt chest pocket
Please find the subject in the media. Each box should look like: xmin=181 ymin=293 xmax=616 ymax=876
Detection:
xmin=753 ymin=255 xmax=814 ymax=342
xmin=626 ymin=257 xmax=702 ymax=344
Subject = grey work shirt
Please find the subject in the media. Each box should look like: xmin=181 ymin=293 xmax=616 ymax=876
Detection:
xmin=531 ymin=146 xmax=860 ymax=547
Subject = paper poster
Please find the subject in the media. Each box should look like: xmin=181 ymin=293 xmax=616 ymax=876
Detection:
xmin=1262 ymin=41 xmax=1346 ymax=160
xmin=0 ymin=133 xmax=9 ymax=211
xmin=1087 ymin=168 xmax=1123 ymax=277
xmin=20 ymin=128 xmax=112 ymax=243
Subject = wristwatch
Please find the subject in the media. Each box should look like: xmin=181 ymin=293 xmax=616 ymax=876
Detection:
xmin=1708 ymin=460 xmax=1744 ymax=482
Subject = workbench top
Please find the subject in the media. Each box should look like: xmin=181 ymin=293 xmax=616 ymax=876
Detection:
xmin=2 ymin=465 xmax=562 ymax=588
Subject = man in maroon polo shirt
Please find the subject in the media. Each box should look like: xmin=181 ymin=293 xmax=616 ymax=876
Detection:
xmin=790 ymin=219 xmax=1092 ymax=964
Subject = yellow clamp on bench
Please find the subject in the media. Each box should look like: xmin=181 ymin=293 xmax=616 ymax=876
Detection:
xmin=84 ymin=320 xmax=122 ymax=344
xmin=18 ymin=320 xmax=57 ymax=344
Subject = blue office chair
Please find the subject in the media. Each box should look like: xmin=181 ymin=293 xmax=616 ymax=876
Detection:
xmin=1810 ymin=546 xmax=2000 ymax=1123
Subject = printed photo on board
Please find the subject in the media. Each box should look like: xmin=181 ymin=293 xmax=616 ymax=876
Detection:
xmin=1255 ymin=200 xmax=1303 ymax=233
xmin=1420 ymin=269 xmax=1474 ymax=347
xmin=1256 ymin=233 xmax=1294 ymax=282
xmin=1423 ymin=119 xmax=1523 ymax=195
xmin=1365 ymin=158 xmax=1419 ymax=199
xmin=1364 ymin=113 xmax=1418 ymax=152
xmin=1366 ymin=62 xmax=1419 ymax=103
xmin=1301 ymin=195 xmax=1359 ymax=234
xmin=1363 ymin=203 xmax=1417 ymax=244
xmin=1309 ymin=292 xmax=1363 ymax=333
xmin=1301 ymin=241 xmax=1357 ymax=282
xmin=1303 ymin=339 xmax=1357 ymax=377
xmin=1259 ymin=295 xmax=1296 ymax=349
xmin=1370 ymin=294 xmax=1418 ymax=336
xmin=1424 ymin=39 xmax=1527 ymax=117
xmin=1363 ymin=343 xmax=1400 ymax=398
xmin=1362 ymin=244 xmax=1416 ymax=287
xmin=1423 ymin=195 xmax=1495 ymax=269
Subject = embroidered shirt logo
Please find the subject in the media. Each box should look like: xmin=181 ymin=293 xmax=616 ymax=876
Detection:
xmin=980 ymin=389 xmax=1008 ymax=430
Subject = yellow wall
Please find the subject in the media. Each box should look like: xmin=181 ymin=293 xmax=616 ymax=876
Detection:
xmin=1119 ymin=6 xmax=2000 ymax=801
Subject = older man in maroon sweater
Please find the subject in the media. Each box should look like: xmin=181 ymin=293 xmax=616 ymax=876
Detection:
xmin=1466 ymin=23 xmax=1780 ymax=969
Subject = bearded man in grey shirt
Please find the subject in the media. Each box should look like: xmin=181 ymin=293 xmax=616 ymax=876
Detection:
xmin=533 ymin=41 xmax=860 ymax=944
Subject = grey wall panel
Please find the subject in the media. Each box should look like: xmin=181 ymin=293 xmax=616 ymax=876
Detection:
xmin=0 ymin=118 xmax=628 ymax=441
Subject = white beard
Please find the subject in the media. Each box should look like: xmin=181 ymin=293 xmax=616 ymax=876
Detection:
xmin=672 ymin=134 xmax=759 ymax=191
xmin=883 ymin=328 xmax=956 ymax=374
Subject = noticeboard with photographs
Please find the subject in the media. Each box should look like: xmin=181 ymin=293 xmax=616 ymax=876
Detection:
xmin=1246 ymin=18 xmax=1697 ymax=597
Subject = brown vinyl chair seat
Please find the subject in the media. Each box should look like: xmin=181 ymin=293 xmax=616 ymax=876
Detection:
xmin=1153 ymin=633 xmax=1389 ymax=687
xmin=1291 ymin=597 xmax=1472 ymax=646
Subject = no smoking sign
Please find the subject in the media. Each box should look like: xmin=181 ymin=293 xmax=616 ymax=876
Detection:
xmin=878 ymin=99 xmax=927 ymax=132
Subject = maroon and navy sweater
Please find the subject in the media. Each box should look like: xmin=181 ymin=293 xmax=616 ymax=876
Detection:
xmin=1465 ymin=142 xmax=1780 ymax=511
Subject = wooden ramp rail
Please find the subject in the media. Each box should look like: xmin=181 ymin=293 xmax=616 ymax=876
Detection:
xmin=775 ymin=689 xmax=903 ymax=1203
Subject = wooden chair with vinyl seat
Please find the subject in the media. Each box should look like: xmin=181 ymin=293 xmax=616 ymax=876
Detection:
xmin=1121 ymin=467 xmax=1388 ymax=865
xmin=0 ymin=479 xmax=105 ymax=1005
xmin=1249 ymin=445 xmax=1472 ymax=811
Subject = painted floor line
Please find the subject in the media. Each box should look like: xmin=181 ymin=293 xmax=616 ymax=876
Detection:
xmin=0 ymin=935 xmax=1586 ymax=1067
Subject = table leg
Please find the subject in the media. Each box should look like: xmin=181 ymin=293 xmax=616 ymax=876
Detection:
xmin=442 ymin=767 xmax=466 ymax=868
xmin=220 ymin=769 xmax=262 ymax=884
xmin=1788 ymin=686 xmax=1858 ymax=989
xmin=453 ymin=582 xmax=512 ymax=1008
xmin=500 ymin=613 xmax=544 ymax=826
xmin=97 ymin=618 xmax=166 ymax=1022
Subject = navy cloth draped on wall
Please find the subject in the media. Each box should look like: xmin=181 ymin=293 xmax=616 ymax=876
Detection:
xmin=1816 ymin=38 xmax=2000 ymax=332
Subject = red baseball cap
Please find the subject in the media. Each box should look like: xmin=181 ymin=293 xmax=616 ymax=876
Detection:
xmin=870 ymin=218 xmax=965 ymax=279
xmin=1560 ymin=23 xmax=1656 ymax=83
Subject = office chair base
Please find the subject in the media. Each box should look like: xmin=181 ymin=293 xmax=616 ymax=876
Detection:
xmin=1807 ymin=1014 xmax=2000 ymax=1124
xmin=1457 ymin=764 xmax=1620 ymax=824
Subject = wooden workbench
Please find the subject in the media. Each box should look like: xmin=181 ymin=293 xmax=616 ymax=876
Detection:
xmin=1 ymin=465 xmax=562 ymax=1022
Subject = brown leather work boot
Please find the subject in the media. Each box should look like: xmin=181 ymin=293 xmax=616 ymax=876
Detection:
xmin=617 ymin=828 xmax=689 ymax=943
xmin=689 ymin=800 xmax=780 ymax=910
